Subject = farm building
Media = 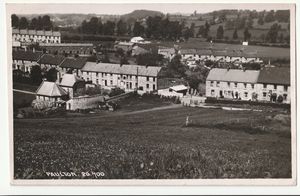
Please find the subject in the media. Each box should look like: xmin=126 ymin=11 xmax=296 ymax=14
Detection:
xmin=59 ymin=74 xmax=85 ymax=98
xmin=81 ymin=62 xmax=161 ymax=94
xmin=12 ymin=50 xmax=43 ymax=72
xmin=35 ymin=81 xmax=68 ymax=102
xmin=12 ymin=29 xmax=61 ymax=44
xmin=39 ymin=43 xmax=94 ymax=56
xmin=205 ymin=67 xmax=290 ymax=103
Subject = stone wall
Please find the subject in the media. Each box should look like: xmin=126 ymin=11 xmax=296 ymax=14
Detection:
xmin=66 ymin=94 xmax=105 ymax=110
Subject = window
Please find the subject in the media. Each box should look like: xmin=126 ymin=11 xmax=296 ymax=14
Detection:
xmin=153 ymin=77 xmax=156 ymax=82
xmin=263 ymin=92 xmax=267 ymax=97
xmin=263 ymin=84 xmax=267 ymax=88
xmin=147 ymin=77 xmax=149 ymax=81
xmin=227 ymin=82 xmax=230 ymax=87
xmin=102 ymin=73 xmax=104 ymax=77
xmin=283 ymin=94 xmax=287 ymax=100
xmin=211 ymin=89 xmax=215 ymax=96
xmin=96 ymin=79 xmax=99 ymax=84
xmin=251 ymin=84 xmax=254 ymax=89
xmin=216 ymin=81 xmax=220 ymax=87
xmin=146 ymin=84 xmax=149 ymax=89
xmin=234 ymin=83 xmax=238 ymax=88
xmin=110 ymin=73 xmax=113 ymax=77
xmin=274 ymin=84 xmax=277 ymax=90
xmin=244 ymin=92 xmax=248 ymax=98
xmin=210 ymin=81 xmax=213 ymax=87
xmin=284 ymin=85 xmax=288 ymax=91
xmin=96 ymin=73 xmax=98 ymax=77
xmin=244 ymin=83 xmax=247 ymax=89
xmin=153 ymin=84 xmax=156 ymax=90
xmin=110 ymin=80 xmax=113 ymax=85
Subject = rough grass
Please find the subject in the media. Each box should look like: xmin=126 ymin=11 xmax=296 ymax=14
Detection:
xmin=13 ymin=107 xmax=291 ymax=179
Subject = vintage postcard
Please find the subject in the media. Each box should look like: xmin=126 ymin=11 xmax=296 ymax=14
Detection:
xmin=6 ymin=3 xmax=296 ymax=185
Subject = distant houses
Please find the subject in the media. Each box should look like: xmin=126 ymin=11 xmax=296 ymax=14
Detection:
xmin=39 ymin=43 xmax=94 ymax=56
xmin=206 ymin=67 xmax=290 ymax=103
xmin=12 ymin=50 xmax=43 ymax=72
xmin=12 ymin=29 xmax=61 ymax=44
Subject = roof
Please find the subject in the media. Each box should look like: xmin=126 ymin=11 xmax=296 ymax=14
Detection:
xmin=134 ymin=43 xmax=158 ymax=52
xmin=60 ymin=74 xmax=84 ymax=87
xmin=206 ymin=68 xmax=260 ymax=83
xmin=82 ymin=62 xmax=162 ymax=77
xmin=37 ymin=54 xmax=65 ymax=65
xmin=12 ymin=29 xmax=19 ymax=34
xmin=170 ymin=85 xmax=188 ymax=92
xmin=117 ymin=42 xmax=135 ymax=46
xmin=39 ymin=43 xmax=93 ymax=47
xmin=13 ymin=29 xmax=61 ymax=36
xmin=36 ymin=81 xmax=67 ymax=97
xmin=13 ymin=50 xmax=43 ymax=61
xmin=60 ymin=57 xmax=87 ymax=69
xmin=130 ymin=36 xmax=144 ymax=43
xmin=158 ymin=47 xmax=176 ymax=53
xmin=19 ymin=29 xmax=28 ymax=35
xmin=257 ymin=67 xmax=290 ymax=85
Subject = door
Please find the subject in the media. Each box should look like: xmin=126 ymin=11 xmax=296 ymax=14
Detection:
xmin=219 ymin=90 xmax=223 ymax=97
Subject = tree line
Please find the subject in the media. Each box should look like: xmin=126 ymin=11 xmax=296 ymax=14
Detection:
xmin=11 ymin=14 xmax=56 ymax=30
xmin=79 ymin=16 xmax=186 ymax=41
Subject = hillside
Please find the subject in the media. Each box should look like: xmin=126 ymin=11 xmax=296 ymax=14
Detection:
xmin=121 ymin=9 xmax=164 ymax=21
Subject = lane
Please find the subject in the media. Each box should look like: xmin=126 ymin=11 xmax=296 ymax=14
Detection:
xmin=13 ymin=89 xmax=35 ymax=95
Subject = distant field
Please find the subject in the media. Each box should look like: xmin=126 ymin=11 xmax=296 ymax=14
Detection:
xmin=14 ymin=106 xmax=291 ymax=179
xmin=161 ymin=39 xmax=290 ymax=60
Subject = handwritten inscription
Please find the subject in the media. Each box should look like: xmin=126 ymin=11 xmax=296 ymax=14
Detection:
xmin=45 ymin=171 xmax=105 ymax=178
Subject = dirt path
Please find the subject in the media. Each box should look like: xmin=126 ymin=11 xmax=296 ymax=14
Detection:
xmin=123 ymin=104 xmax=182 ymax=115
xmin=13 ymin=89 xmax=35 ymax=95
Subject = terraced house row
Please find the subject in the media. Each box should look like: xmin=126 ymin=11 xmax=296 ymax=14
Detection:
xmin=12 ymin=28 xmax=61 ymax=44
xmin=12 ymin=50 xmax=161 ymax=94
xmin=206 ymin=68 xmax=291 ymax=103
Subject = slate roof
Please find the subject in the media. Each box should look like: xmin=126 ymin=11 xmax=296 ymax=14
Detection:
xmin=60 ymin=57 xmax=87 ymax=69
xmin=36 ymin=81 xmax=67 ymax=97
xmin=13 ymin=29 xmax=61 ymax=36
xmin=257 ymin=67 xmax=290 ymax=85
xmin=60 ymin=74 xmax=84 ymax=87
xmin=206 ymin=68 xmax=260 ymax=83
xmin=82 ymin=62 xmax=162 ymax=77
xmin=12 ymin=50 xmax=43 ymax=61
xmin=37 ymin=54 xmax=65 ymax=65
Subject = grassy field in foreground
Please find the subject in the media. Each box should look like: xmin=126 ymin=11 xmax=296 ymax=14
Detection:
xmin=14 ymin=106 xmax=291 ymax=179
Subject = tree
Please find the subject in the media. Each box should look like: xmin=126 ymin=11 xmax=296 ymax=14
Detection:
xmin=98 ymin=19 xmax=103 ymax=34
xmin=203 ymin=21 xmax=210 ymax=38
xmin=278 ymin=33 xmax=284 ymax=43
xmin=136 ymin=53 xmax=163 ymax=66
xmin=257 ymin=15 xmax=264 ymax=25
xmin=103 ymin=21 xmax=115 ymax=35
xmin=132 ymin=22 xmax=144 ymax=36
xmin=266 ymin=23 xmax=280 ymax=43
xmin=116 ymin=19 xmax=127 ymax=36
xmin=167 ymin=55 xmax=186 ymax=77
xmin=29 ymin=18 xmax=38 ymax=29
xmin=19 ymin=17 xmax=28 ymax=29
xmin=246 ymin=17 xmax=253 ymax=28
xmin=11 ymin=14 xmax=19 ymax=28
xmin=275 ymin=10 xmax=289 ymax=22
xmin=41 ymin=15 xmax=52 ymax=30
xmin=30 ymin=65 xmax=42 ymax=84
xmin=45 ymin=67 xmax=57 ymax=82
xmin=243 ymin=27 xmax=251 ymax=41
xmin=197 ymin=25 xmax=205 ymax=37
xmin=232 ymin=28 xmax=238 ymax=39
xmin=264 ymin=10 xmax=275 ymax=23
xmin=216 ymin=25 xmax=224 ymax=39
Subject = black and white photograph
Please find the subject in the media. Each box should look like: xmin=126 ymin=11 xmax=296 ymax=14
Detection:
xmin=5 ymin=2 xmax=296 ymax=186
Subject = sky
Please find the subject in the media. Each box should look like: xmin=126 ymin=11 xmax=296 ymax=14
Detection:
xmin=6 ymin=3 xmax=292 ymax=15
